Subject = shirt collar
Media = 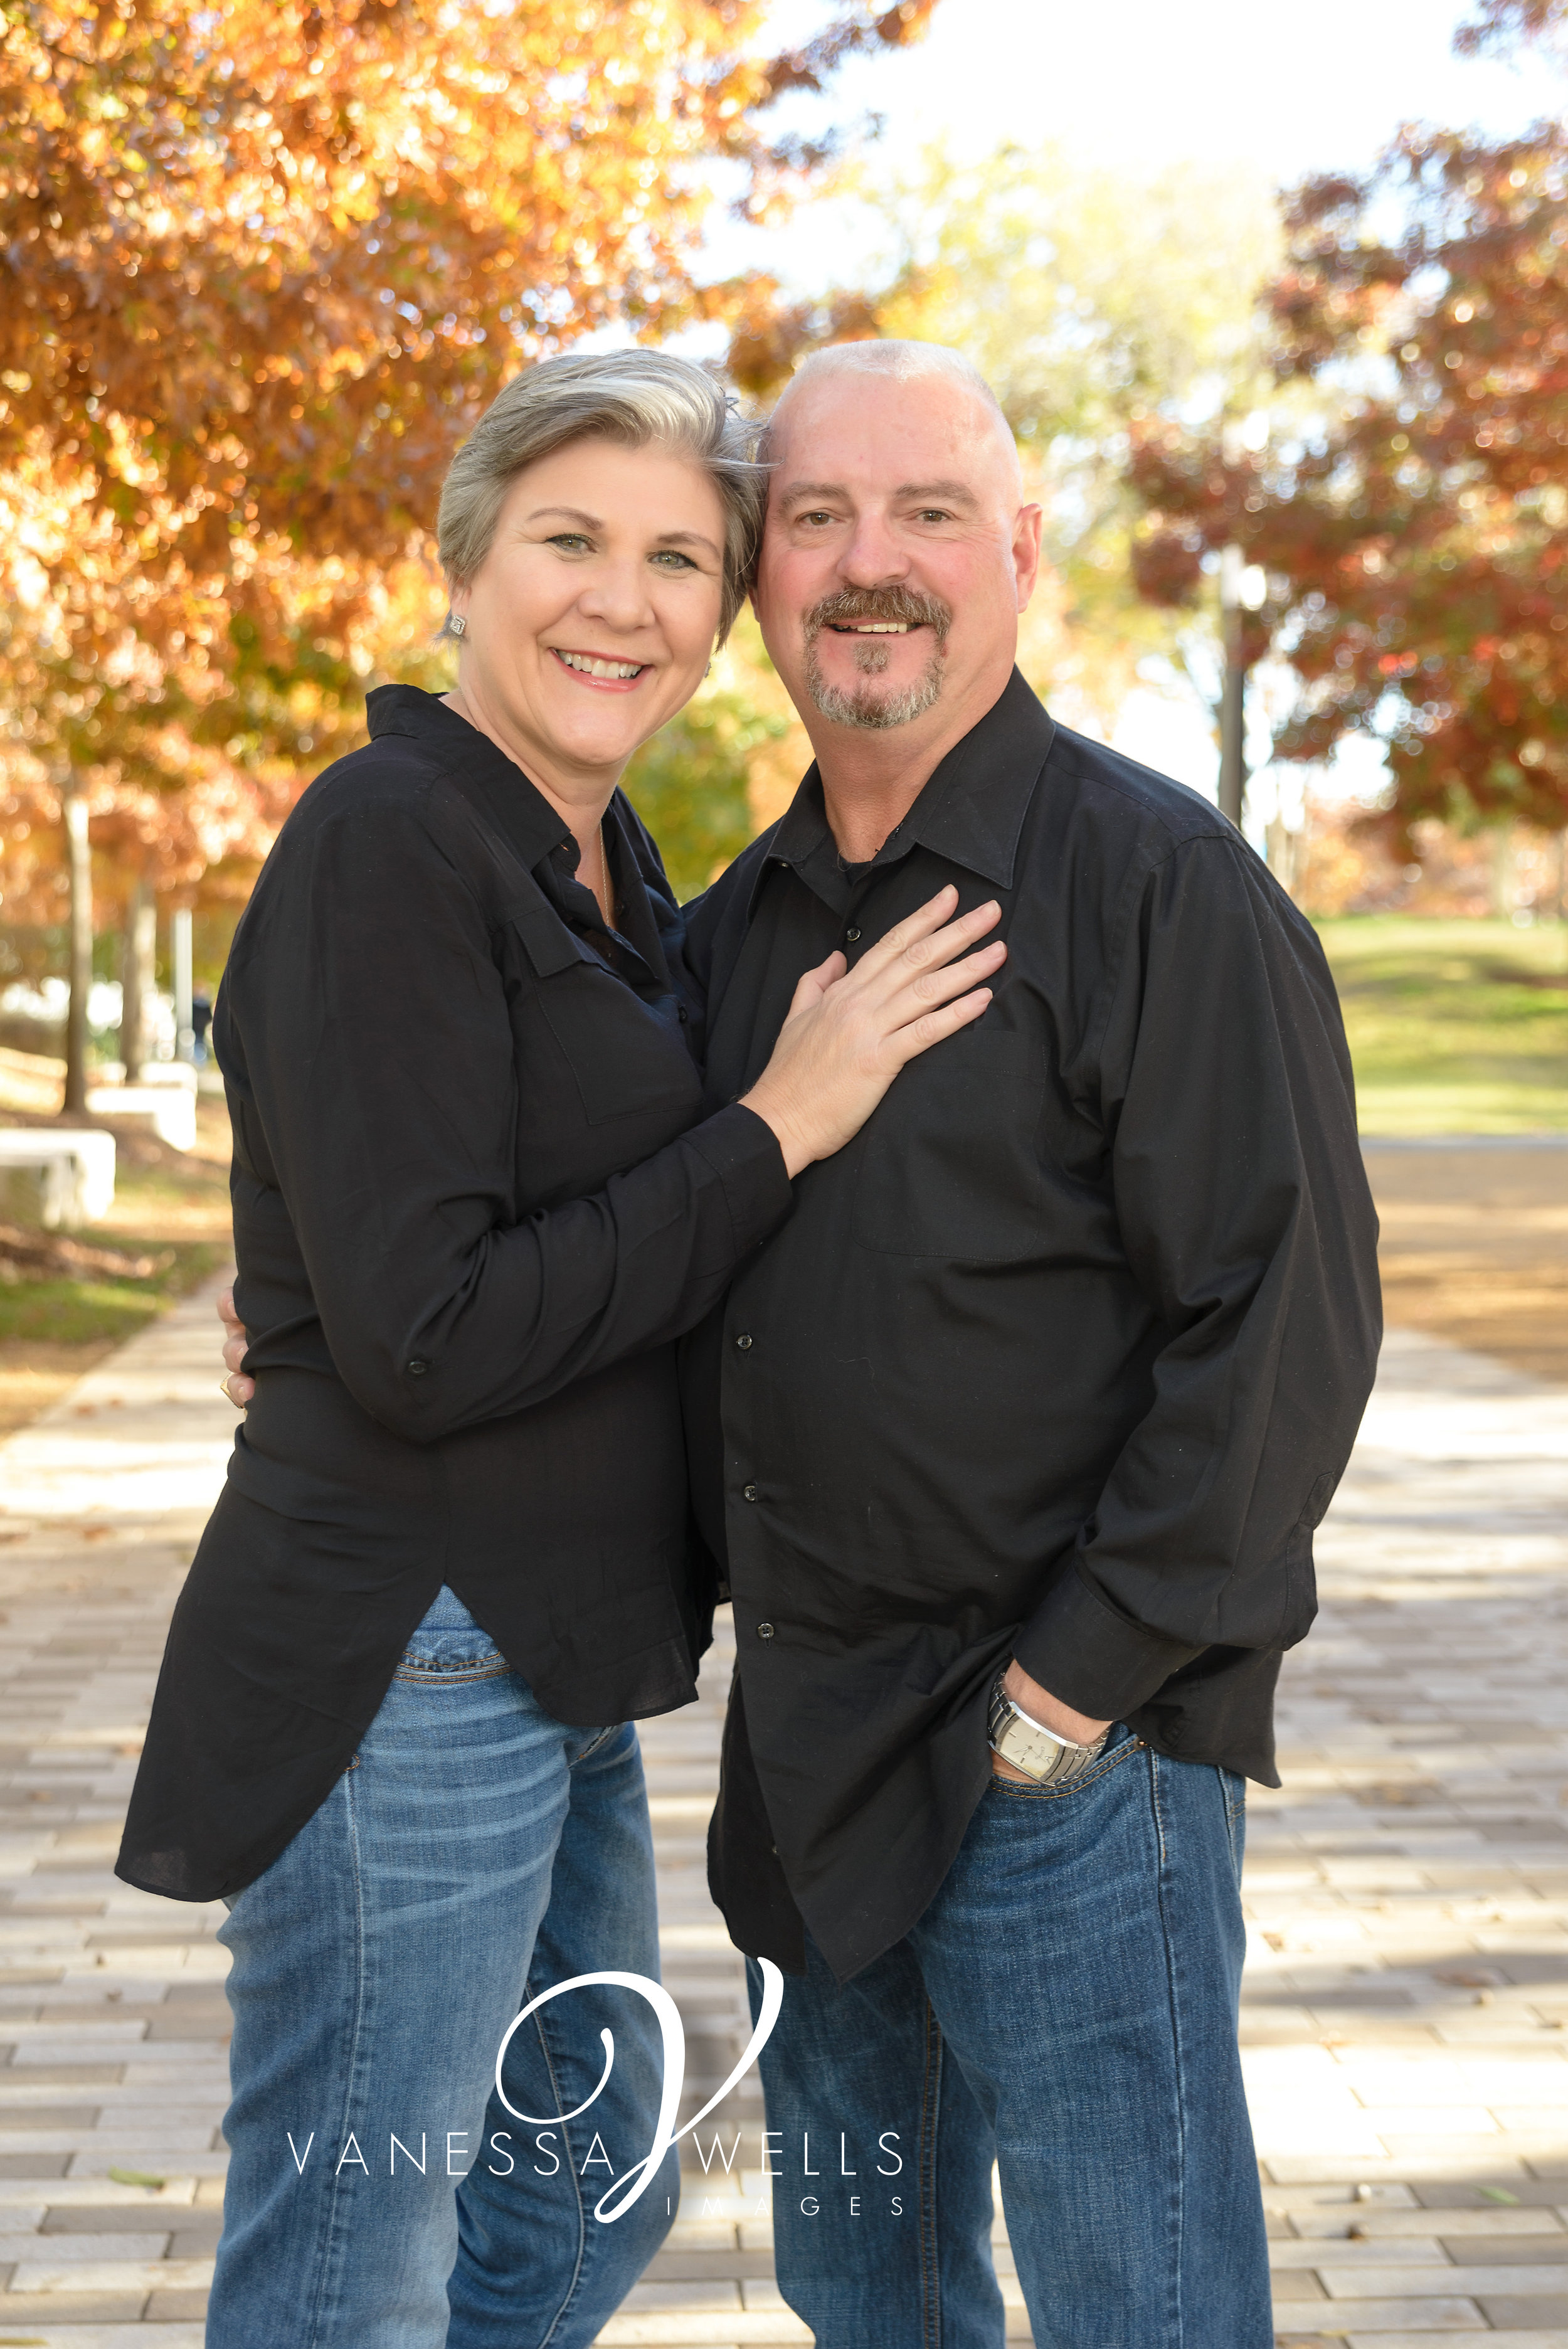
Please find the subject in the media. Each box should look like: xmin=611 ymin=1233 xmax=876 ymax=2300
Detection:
xmin=366 ymin=686 xmax=674 ymax=993
xmin=366 ymin=684 xmax=574 ymax=873
xmin=757 ymin=667 xmax=1056 ymax=920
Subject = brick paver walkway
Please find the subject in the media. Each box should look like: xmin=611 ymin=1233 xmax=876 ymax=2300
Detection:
xmin=1 ymin=1276 xmax=1565 ymax=2345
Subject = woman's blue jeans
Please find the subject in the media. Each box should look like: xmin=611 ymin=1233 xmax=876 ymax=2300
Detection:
xmin=750 ymin=1724 xmax=1271 ymax=2349
xmin=208 ymin=1586 xmax=678 ymax=2348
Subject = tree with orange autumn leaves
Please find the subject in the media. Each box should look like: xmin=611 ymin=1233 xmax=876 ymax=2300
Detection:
xmin=0 ymin=0 xmax=936 ymax=1096
xmin=1127 ymin=0 xmax=1568 ymax=846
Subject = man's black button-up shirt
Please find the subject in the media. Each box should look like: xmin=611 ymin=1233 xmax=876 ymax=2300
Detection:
xmin=118 ymin=684 xmax=790 ymax=1905
xmin=682 ymin=669 xmax=1381 ymax=1983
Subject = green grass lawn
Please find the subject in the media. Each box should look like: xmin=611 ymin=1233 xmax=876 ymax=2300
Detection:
xmin=0 ymin=1100 xmax=232 ymax=1348
xmin=0 ymin=1246 xmax=227 ymax=1345
xmin=1315 ymin=917 xmax=1568 ymax=1135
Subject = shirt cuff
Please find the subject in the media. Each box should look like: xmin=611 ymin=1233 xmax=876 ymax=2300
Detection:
xmin=1012 ymin=1567 xmax=1205 ymax=1722
xmin=684 ymin=1101 xmax=793 ymax=1258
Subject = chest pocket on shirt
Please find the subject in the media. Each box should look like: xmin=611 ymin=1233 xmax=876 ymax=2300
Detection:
xmin=851 ymin=1028 xmax=1047 ymax=1259
xmin=507 ymin=906 xmax=700 ymax=1130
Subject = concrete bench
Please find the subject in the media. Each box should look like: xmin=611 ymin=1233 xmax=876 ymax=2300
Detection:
xmin=97 ymin=1061 xmax=199 ymax=1093
xmin=0 ymin=1127 xmax=117 ymax=1229
xmin=85 ymin=1083 xmax=197 ymax=1151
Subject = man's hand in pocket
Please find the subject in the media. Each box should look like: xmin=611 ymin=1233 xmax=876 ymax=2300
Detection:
xmin=992 ymin=1660 xmax=1112 ymax=1783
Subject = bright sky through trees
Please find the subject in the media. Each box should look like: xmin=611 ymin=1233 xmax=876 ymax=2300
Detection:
xmin=701 ymin=0 xmax=1550 ymax=802
xmin=739 ymin=0 xmax=1546 ymax=277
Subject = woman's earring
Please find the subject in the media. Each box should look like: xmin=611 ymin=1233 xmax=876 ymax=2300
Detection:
xmin=448 ymin=613 xmax=467 ymax=638
xmin=704 ymin=659 xmax=712 ymax=678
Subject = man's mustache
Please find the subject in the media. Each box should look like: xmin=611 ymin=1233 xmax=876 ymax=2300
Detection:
xmin=803 ymin=587 xmax=953 ymax=642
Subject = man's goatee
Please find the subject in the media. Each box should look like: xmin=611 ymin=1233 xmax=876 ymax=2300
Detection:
xmin=802 ymin=586 xmax=952 ymax=729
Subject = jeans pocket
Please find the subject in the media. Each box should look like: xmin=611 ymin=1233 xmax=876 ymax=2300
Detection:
xmin=1217 ymin=1764 xmax=1247 ymax=1882
xmin=988 ymin=1726 xmax=1144 ymax=1802
xmin=393 ymin=1649 xmax=512 ymax=1682
xmin=395 ymin=1584 xmax=512 ymax=1679
xmin=571 ymin=1721 xmax=628 ymax=1765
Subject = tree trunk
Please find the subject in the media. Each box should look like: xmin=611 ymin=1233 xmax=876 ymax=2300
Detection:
xmin=1217 ymin=545 xmax=1248 ymax=829
xmin=62 ymin=786 xmax=92 ymax=1117
xmin=119 ymin=876 xmax=156 ymax=1083
xmin=172 ymin=904 xmax=194 ymax=1059
xmin=1489 ymin=822 xmax=1515 ymax=919
xmin=1217 ymin=663 xmax=1246 ymax=829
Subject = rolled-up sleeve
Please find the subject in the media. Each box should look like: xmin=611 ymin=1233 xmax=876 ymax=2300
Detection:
xmin=1012 ymin=834 xmax=1382 ymax=1720
xmin=235 ymin=795 xmax=791 ymax=1443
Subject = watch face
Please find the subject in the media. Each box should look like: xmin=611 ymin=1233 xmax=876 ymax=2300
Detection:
xmin=1002 ymin=1715 xmax=1057 ymax=1781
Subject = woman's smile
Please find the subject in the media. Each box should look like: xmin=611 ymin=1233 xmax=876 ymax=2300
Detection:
xmin=549 ymin=645 xmax=652 ymax=690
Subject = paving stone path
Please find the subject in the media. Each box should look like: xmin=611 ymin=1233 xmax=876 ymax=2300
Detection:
xmin=1 ymin=1276 xmax=1565 ymax=2346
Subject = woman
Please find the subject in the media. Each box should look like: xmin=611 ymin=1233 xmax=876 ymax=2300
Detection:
xmin=116 ymin=349 xmax=1004 ymax=2349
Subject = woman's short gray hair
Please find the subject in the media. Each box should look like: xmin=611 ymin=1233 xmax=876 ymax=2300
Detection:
xmin=437 ymin=350 xmax=765 ymax=642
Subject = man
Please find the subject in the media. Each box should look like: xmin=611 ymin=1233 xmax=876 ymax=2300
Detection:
xmin=677 ymin=341 xmax=1380 ymax=2348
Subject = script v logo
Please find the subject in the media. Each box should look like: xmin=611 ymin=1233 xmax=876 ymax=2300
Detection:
xmin=492 ymin=1961 xmax=784 ymax=2223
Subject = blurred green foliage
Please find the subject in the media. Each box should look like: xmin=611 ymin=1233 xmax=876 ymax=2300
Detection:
xmin=622 ymin=682 xmax=791 ymax=905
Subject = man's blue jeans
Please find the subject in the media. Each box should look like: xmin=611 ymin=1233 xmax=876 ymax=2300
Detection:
xmin=208 ymin=1586 xmax=679 ymax=2348
xmin=748 ymin=1723 xmax=1271 ymax=2349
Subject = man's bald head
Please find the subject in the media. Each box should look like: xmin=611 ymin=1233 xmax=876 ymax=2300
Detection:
xmin=763 ymin=341 xmax=1022 ymax=497
xmin=751 ymin=336 xmax=1041 ymax=793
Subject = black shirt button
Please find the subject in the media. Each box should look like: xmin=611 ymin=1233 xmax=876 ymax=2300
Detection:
xmin=677 ymin=1005 xmax=689 ymax=1023
xmin=845 ymin=926 xmax=861 ymax=943
xmin=736 ymin=1333 xmax=753 ymax=1350
xmin=406 ymin=1359 xmax=430 ymax=1376
xmin=757 ymin=1621 xmax=775 ymax=1640
xmin=742 ymin=1482 xmax=758 ymax=1502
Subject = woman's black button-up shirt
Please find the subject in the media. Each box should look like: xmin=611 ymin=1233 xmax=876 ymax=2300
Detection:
xmin=117 ymin=686 xmax=790 ymax=1904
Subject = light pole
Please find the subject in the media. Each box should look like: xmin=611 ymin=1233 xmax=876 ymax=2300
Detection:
xmin=119 ymin=873 xmax=155 ymax=1082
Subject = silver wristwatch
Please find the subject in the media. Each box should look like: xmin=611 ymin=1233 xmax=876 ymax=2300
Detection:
xmin=988 ymin=1672 xmax=1110 ymax=1786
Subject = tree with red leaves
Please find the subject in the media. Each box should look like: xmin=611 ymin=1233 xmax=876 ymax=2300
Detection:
xmin=1128 ymin=0 xmax=1568 ymax=843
